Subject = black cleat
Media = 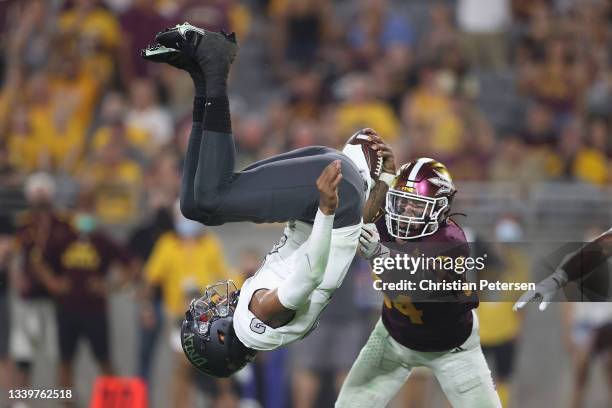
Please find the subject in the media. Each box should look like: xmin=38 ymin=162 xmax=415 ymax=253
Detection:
xmin=141 ymin=43 xmax=200 ymax=73
xmin=155 ymin=22 xmax=238 ymax=86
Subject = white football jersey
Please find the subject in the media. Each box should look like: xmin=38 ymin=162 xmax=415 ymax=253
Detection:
xmin=233 ymin=220 xmax=361 ymax=350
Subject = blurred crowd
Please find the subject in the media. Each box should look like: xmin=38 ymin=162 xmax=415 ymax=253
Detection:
xmin=0 ymin=0 xmax=610 ymax=407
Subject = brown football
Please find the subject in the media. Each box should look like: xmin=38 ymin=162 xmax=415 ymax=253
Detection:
xmin=344 ymin=131 xmax=384 ymax=181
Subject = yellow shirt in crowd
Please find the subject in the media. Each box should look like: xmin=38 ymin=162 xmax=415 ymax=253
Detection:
xmin=336 ymin=101 xmax=400 ymax=142
xmin=409 ymin=90 xmax=464 ymax=156
xmin=145 ymin=232 xmax=232 ymax=318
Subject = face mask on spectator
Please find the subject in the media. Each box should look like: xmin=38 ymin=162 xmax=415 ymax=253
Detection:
xmin=495 ymin=219 xmax=523 ymax=243
xmin=75 ymin=213 xmax=97 ymax=234
xmin=175 ymin=218 xmax=203 ymax=238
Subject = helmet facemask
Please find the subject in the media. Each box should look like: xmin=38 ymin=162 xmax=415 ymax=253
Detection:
xmin=385 ymin=189 xmax=449 ymax=240
xmin=186 ymin=280 xmax=239 ymax=340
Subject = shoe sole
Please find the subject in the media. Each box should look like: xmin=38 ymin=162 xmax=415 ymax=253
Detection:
xmin=142 ymin=44 xmax=179 ymax=59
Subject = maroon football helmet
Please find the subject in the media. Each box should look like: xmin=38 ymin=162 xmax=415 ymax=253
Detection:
xmin=385 ymin=158 xmax=456 ymax=239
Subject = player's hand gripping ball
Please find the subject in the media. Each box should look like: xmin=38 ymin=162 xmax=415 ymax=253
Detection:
xmin=345 ymin=128 xmax=396 ymax=181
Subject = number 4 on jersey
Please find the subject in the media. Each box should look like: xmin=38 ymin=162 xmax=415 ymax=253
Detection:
xmin=384 ymin=294 xmax=424 ymax=324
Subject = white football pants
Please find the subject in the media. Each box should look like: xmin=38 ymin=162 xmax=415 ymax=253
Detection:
xmin=336 ymin=312 xmax=502 ymax=408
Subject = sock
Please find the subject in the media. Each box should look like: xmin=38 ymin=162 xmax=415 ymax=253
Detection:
xmin=190 ymin=72 xmax=206 ymax=98
xmin=203 ymin=96 xmax=231 ymax=133
xmin=193 ymin=97 xmax=206 ymax=123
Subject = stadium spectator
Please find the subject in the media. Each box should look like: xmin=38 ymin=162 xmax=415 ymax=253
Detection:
xmin=143 ymin=204 xmax=234 ymax=408
xmin=118 ymin=0 xmax=170 ymax=80
xmin=335 ymin=73 xmax=400 ymax=145
xmin=234 ymin=114 xmax=267 ymax=168
xmin=401 ymin=64 xmax=463 ymax=160
xmin=421 ymin=3 xmax=458 ymax=58
xmin=58 ymin=0 xmax=121 ymax=84
xmin=518 ymin=37 xmax=586 ymax=120
xmin=269 ymin=0 xmax=334 ymax=77
xmin=569 ymin=118 xmax=610 ymax=185
xmin=457 ymin=0 xmax=510 ymax=71
xmin=173 ymin=0 xmax=251 ymax=40
xmin=5 ymin=105 xmax=40 ymax=175
xmin=126 ymin=79 xmax=174 ymax=149
xmin=43 ymin=189 xmax=134 ymax=401
xmin=80 ymin=130 xmax=144 ymax=225
xmin=445 ymin=89 xmax=495 ymax=180
xmin=129 ymin=202 xmax=174 ymax=384
xmin=90 ymin=91 xmax=149 ymax=159
xmin=347 ymin=0 xmax=414 ymax=67
xmin=2 ymin=0 xmax=57 ymax=73
xmin=478 ymin=217 xmax=529 ymax=407
xmin=9 ymin=173 xmax=68 ymax=389
xmin=520 ymin=103 xmax=557 ymax=147
xmin=128 ymin=158 xmax=177 ymax=384
xmin=0 ymin=215 xmax=14 ymax=396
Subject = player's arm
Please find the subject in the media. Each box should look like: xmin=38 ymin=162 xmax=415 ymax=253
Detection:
xmin=514 ymin=227 xmax=612 ymax=311
xmin=249 ymin=161 xmax=341 ymax=327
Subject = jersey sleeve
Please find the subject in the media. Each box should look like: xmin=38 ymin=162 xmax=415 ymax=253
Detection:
xmin=277 ymin=209 xmax=335 ymax=310
xmin=320 ymin=221 xmax=361 ymax=290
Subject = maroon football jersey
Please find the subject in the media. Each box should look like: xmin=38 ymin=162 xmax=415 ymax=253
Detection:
xmin=375 ymin=217 xmax=479 ymax=352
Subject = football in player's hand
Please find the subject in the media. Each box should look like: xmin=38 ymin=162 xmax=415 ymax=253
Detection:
xmin=345 ymin=128 xmax=384 ymax=181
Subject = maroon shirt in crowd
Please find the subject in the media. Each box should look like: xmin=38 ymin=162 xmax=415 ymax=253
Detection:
xmin=14 ymin=211 xmax=73 ymax=299
xmin=44 ymin=228 xmax=131 ymax=315
xmin=120 ymin=5 xmax=170 ymax=77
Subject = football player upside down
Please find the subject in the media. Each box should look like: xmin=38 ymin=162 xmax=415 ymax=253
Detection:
xmin=336 ymin=159 xmax=502 ymax=407
xmin=142 ymin=23 xmax=396 ymax=377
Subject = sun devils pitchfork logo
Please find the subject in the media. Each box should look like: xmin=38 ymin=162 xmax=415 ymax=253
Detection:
xmin=429 ymin=170 xmax=454 ymax=196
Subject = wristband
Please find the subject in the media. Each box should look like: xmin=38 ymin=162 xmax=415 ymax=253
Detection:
xmin=379 ymin=172 xmax=395 ymax=187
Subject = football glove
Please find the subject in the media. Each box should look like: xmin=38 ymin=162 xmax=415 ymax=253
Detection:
xmin=513 ymin=268 xmax=569 ymax=311
xmin=359 ymin=223 xmax=390 ymax=260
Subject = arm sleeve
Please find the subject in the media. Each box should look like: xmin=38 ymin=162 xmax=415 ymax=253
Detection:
xmin=277 ymin=209 xmax=335 ymax=310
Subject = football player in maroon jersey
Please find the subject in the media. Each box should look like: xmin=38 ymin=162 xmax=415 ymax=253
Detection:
xmin=336 ymin=158 xmax=501 ymax=408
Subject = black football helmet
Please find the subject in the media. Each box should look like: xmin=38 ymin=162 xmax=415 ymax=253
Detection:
xmin=181 ymin=280 xmax=257 ymax=377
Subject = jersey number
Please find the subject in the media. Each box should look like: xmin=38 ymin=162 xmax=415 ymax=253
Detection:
xmin=384 ymin=294 xmax=424 ymax=325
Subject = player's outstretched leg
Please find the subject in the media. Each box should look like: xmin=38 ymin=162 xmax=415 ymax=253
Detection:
xmin=146 ymin=23 xmax=364 ymax=227
xmin=152 ymin=24 xmax=238 ymax=225
xmin=142 ymin=40 xmax=208 ymax=221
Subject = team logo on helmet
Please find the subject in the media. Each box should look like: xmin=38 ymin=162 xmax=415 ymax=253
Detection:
xmin=429 ymin=169 xmax=454 ymax=196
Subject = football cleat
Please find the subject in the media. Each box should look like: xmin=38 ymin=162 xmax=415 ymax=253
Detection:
xmin=141 ymin=43 xmax=201 ymax=74
xmin=155 ymin=22 xmax=238 ymax=80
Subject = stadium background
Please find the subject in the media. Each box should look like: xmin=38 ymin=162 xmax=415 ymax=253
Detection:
xmin=0 ymin=0 xmax=611 ymax=407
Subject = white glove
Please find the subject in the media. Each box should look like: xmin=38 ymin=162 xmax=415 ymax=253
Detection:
xmin=359 ymin=223 xmax=390 ymax=260
xmin=513 ymin=269 xmax=569 ymax=311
